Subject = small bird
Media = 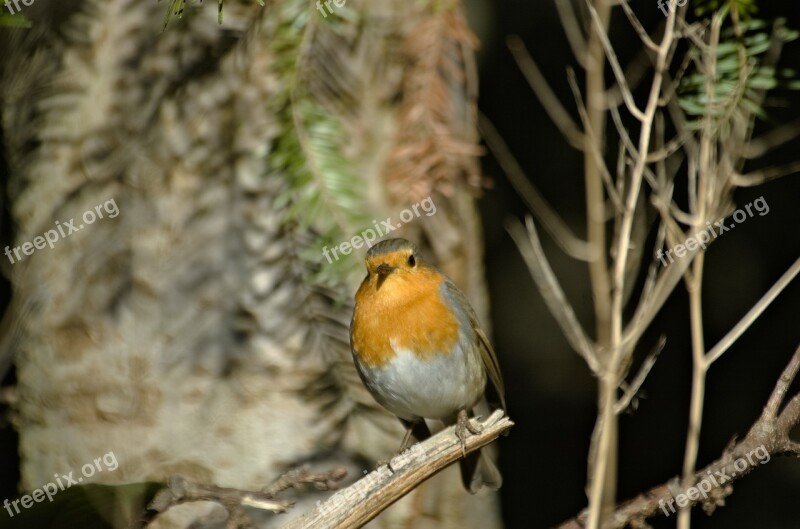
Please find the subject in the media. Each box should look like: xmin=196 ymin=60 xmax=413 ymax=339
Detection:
xmin=350 ymin=238 xmax=505 ymax=493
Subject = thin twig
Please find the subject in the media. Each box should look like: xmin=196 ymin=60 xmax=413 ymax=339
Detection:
xmin=761 ymin=346 xmax=800 ymax=420
xmin=614 ymin=335 xmax=665 ymax=414
xmin=554 ymin=0 xmax=588 ymax=65
xmin=479 ymin=113 xmax=594 ymax=261
xmin=731 ymin=161 xmax=800 ymax=187
xmin=566 ymin=68 xmax=624 ymax=210
xmin=506 ymin=36 xmax=585 ymax=149
xmin=147 ymin=476 xmax=294 ymax=528
xmin=743 ymin=117 xmax=800 ymax=159
xmin=607 ymin=104 xmax=660 ymax=189
xmin=618 ymin=0 xmax=658 ymax=52
xmin=705 ymin=256 xmax=800 ymax=367
xmin=586 ymin=3 xmax=645 ymax=122
xmin=265 ymin=466 xmax=349 ymax=496
xmin=508 ymin=217 xmax=600 ymax=372
xmin=622 ymin=241 xmax=694 ymax=353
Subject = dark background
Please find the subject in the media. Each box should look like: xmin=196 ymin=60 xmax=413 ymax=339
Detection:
xmin=1 ymin=1 xmax=799 ymax=528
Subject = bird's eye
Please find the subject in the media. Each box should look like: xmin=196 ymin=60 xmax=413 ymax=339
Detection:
xmin=407 ymin=254 xmax=416 ymax=267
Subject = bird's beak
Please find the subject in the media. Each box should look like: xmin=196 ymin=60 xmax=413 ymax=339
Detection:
xmin=375 ymin=263 xmax=396 ymax=276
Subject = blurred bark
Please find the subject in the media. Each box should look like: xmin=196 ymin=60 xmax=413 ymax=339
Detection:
xmin=0 ymin=0 xmax=500 ymax=528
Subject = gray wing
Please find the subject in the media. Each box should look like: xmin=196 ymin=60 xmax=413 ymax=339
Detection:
xmin=440 ymin=280 xmax=506 ymax=411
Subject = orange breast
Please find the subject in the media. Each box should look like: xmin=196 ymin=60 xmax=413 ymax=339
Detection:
xmin=351 ymin=267 xmax=460 ymax=368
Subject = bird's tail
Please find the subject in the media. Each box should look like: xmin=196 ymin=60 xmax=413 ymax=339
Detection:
xmin=460 ymin=448 xmax=502 ymax=493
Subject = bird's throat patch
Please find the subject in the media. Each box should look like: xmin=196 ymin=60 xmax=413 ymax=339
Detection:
xmin=352 ymin=269 xmax=460 ymax=368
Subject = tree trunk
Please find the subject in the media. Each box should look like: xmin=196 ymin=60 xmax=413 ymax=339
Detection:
xmin=0 ymin=0 xmax=501 ymax=527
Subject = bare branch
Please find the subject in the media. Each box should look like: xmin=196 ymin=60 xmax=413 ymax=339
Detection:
xmin=614 ymin=335 xmax=665 ymax=414
xmin=566 ymin=69 xmax=624 ymax=210
xmin=762 ymin=345 xmax=800 ymax=421
xmin=506 ymin=36 xmax=585 ymax=149
xmin=147 ymin=476 xmax=294 ymax=528
xmin=705 ymin=256 xmax=800 ymax=367
xmin=265 ymin=466 xmax=349 ymax=496
xmin=554 ymin=0 xmax=587 ymax=64
xmin=744 ymin=117 xmax=800 ymax=159
xmin=145 ymin=468 xmax=350 ymax=528
xmin=618 ymin=1 xmax=658 ymax=52
xmin=622 ymin=239 xmax=695 ymax=354
xmin=585 ymin=2 xmax=645 ymax=121
xmin=479 ymin=113 xmax=594 ymax=261
xmin=607 ymin=105 xmax=660 ymax=190
xmin=508 ymin=217 xmax=600 ymax=372
xmin=732 ymin=162 xmax=800 ymax=187
xmin=556 ymin=345 xmax=800 ymax=529
xmin=775 ymin=393 xmax=800 ymax=443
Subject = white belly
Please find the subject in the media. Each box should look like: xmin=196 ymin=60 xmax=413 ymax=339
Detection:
xmin=355 ymin=339 xmax=486 ymax=421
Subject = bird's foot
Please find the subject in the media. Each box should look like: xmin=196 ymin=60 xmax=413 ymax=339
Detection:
xmin=399 ymin=427 xmax=415 ymax=452
xmin=456 ymin=409 xmax=482 ymax=457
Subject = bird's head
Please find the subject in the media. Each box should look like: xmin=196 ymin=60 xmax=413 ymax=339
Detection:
xmin=363 ymin=238 xmax=420 ymax=285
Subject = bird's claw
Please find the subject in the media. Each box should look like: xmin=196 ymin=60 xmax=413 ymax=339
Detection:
xmin=456 ymin=409 xmax=482 ymax=457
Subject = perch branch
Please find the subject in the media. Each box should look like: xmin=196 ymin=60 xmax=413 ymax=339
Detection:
xmin=280 ymin=411 xmax=512 ymax=529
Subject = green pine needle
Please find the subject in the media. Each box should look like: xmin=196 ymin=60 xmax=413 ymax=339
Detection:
xmin=0 ymin=12 xmax=32 ymax=28
xmin=678 ymin=13 xmax=799 ymax=134
xmin=161 ymin=0 xmax=264 ymax=31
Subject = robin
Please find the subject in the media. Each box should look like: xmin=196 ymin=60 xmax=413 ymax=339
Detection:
xmin=350 ymin=238 xmax=505 ymax=493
